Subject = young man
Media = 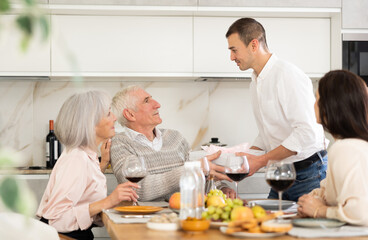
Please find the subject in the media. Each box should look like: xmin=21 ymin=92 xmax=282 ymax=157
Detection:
xmin=226 ymin=18 xmax=328 ymax=201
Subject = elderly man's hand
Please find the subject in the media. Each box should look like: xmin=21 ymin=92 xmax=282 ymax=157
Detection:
xmin=221 ymin=187 xmax=236 ymax=199
xmin=100 ymin=138 xmax=112 ymax=172
xmin=202 ymin=151 xmax=232 ymax=182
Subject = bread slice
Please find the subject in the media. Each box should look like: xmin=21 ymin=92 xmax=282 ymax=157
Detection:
xmin=261 ymin=219 xmax=292 ymax=233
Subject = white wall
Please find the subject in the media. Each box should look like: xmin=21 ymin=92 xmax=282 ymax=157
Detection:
xmin=0 ymin=79 xmax=262 ymax=167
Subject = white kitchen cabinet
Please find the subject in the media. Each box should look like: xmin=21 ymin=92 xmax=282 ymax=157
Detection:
xmin=342 ymin=0 xmax=368 ymax=29
xmin=0 ymin=15 xmax=50 ymax=76
xmin=199 ymin=0 xmax=341 ymax=8
xmin=194 ymin=17 xmax=331 ymax=77
xmin=51 ymin=15 xmax=193 ymax=76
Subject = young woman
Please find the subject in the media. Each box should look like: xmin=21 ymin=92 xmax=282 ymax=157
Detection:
xmin=297 ymin=70 xmax=368 ymax=225
xmin=37 ymin=90 xmax=139 ymax=239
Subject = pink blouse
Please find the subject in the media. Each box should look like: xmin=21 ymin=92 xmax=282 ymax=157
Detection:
xmin=37 ymin=148 xmax=107 ymax=232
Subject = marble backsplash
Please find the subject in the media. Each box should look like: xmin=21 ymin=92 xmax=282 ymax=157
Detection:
xmin=0 ymin=79 xmax=258 ymax=167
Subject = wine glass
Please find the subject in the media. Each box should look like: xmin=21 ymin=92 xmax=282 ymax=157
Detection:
xmin=265 ymin=160 xmax=296 ymax=214
xmin=225 ymin=154 xmax=250 ymax=199
xmin=122 ymin=157 xmax=147 ymax=205
xmin=202 ymin=156 xmax=217 ymax=194
xmin=201 ymin=156 xmax=210 ymax=178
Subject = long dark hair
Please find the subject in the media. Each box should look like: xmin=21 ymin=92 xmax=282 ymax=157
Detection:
xmin=318 ymin=70 xmax=368 ymax=141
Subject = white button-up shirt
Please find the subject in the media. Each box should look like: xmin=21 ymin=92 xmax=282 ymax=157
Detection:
xmin=125 ymin=127 xmax=163 ymax=151
xmin=250 ymin=54 xmax=327 ymax=162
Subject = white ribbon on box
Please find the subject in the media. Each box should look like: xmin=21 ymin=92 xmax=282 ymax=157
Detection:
xmin=201 ymin=142 xmax=251 ymax=154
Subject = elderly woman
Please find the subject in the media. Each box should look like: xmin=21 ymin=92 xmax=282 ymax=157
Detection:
xmin=37 ymin=90 xmax=139 ymax=239
xmin=297 ymin=70 xmax=368 ymax=225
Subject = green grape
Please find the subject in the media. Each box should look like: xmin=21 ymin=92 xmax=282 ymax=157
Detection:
xmin=221 ymin=212 xmax=230 ymax=220
xmin=202 ymin=211 xmax=208 ymax=219
xmin=226 ymin=198 xmax=233 ymax=205
xmin=207 ymin=193 xmax=212 ymax=198
xmin=212 ymin=213 xmax=220 ymax=221
xmin=226 ymin=200 xmax=234 ymax=208
xmin=221 ymin=193 xmax=227 ymax=200
xmin=224 ymin=206 xmax=232 ymax=212
xmin=213 ymin=192 xmax=219 ymax=196
xmin=207 ymin=206 xmax=216 ymax=214
xmin=215 ymin=207 xmax=223 ymax=215
xmin=233 ymin=198 xmax=243 ymax=206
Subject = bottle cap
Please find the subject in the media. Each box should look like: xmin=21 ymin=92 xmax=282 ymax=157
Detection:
xmin=49 ymin=120 xmax=54 ymax=130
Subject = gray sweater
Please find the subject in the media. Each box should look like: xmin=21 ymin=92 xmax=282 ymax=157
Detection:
xmin=111 ymin=129 xmax=190 ymax=201
xmin=111 ymin=128 xmax=229 ymax=201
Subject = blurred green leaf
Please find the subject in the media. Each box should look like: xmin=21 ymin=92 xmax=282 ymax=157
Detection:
xmin=0 ymin=177 xmax=19 ymax=211
xmin=20 ymin=35 xmax=30 ymax=52
xmin=39 ymin=15 xmax=49 ymax=40
xmin=24 ymin=0 xmax=35 ymax=7
xmin=16 ymin=15 xmax=33 ymax=36
xmin=0 ymin=154 xmax=14 ymax=167
xmin=15 ymin=184 xmax=37 ymax=217
xmin=0 ymin=0 xmax=10 ymax=12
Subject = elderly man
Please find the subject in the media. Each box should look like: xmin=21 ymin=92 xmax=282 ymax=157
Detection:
xmin=110 ymin=85 xmax=235 ymax=202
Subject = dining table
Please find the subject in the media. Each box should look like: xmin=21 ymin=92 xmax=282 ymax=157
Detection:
xmin=102 ymin=211 xmax=368 ymax=240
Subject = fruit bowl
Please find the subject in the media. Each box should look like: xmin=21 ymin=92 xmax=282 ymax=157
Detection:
xmin=181 ymin=218 xmax=210 ymax=232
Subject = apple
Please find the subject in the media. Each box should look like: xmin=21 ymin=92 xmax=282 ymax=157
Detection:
xmin=230 ymin=206 xmax=254 ymax=221
xmin=169 ymin=192 xmax=181 ymax=209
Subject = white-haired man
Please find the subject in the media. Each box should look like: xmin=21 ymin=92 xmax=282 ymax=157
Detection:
xmin=110 ymin=86 xmax=236 ymax=201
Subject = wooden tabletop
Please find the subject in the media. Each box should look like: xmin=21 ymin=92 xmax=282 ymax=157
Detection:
xmin=102 ymin=212 xmax=368 ymax=240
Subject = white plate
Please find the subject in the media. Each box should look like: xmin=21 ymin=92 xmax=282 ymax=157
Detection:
xmin=248 ymin=200 xmax=296 ymax=211
xmin=279 ymin=212 xmax=297 ymax=219
xmin=210 ymin=221 xmax=228 ymax=228
xmin=292 ymin=218 xmax=346 ymax=228
xmin=146 ymin=222 xmax=179 ymax=231
xmin=220 ymin=227 xmax=285 ymax=238
xmin=169 ymin=208 xmax=180 ymax=214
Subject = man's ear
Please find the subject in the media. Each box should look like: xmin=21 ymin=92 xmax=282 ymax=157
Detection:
xmin=123 ymin=109 xmax=135 ymax=122
xmin=251 ymin=39 xmax=259 ymax=51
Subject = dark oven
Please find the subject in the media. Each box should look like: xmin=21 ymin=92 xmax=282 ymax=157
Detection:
xmin=343 ymin=33 xmax=368 ymax=86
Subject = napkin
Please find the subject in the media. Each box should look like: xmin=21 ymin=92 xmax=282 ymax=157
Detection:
xmin=103 ymin=202 xmax=173 ymax=224
xmin=288 ymin=225 xmax=368 ymax=238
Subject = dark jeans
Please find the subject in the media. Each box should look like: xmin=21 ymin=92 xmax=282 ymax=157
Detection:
xmin=40 ymin=217 xmax=94 ymax=240
xmin=268 ymin=154 xmax=328 ymax=202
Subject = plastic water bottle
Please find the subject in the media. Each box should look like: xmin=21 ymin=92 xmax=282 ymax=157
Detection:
xmin=179 ymin=162 xmax=198 ymax=220
xmin=192 ymin=161 xmax=205 ymax=219
xmin=179 ymin=161 xmax=206 ymax=220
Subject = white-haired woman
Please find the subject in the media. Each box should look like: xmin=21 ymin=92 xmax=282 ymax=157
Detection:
xmin=37 ymin=90 xmax=139 ymax=240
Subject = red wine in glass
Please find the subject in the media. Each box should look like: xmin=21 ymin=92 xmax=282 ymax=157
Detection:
xmin=266 ymin=179 xmax=295 ymax=192
xmin=265 ymin=161 xmax=296 ymax=215
xmin=226 ymin=173 xmax=249 ymax=182
xmin=225 ymin=155 xmax=250 ymax=199
xmin=126 ymin=176 xmax=145 ymax=183
xmin=122 ymin=157 xmax=147 ymax=205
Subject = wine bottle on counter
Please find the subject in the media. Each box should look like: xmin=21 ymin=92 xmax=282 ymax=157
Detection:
xmin=46 ymin=120 xmax=61 ymax=169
